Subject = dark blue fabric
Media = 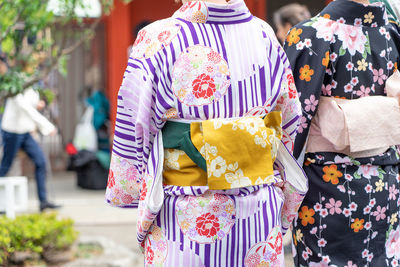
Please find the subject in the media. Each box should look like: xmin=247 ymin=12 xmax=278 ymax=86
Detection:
xmin=0 ymin=131 xmax=47 ymax=202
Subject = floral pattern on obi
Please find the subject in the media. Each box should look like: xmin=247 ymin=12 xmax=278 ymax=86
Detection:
xmin=244 ymin=226 xmax=284 ymax=267
xmin=175 ymin=191 xmax=236 ymax=244
xmin=105 ymin=154 xmax=141 ymax=206
xmin=190 ymin=113 xmax=282 ymax=190
xmin=174 ymin=1 xmax=209 ymax=24
xmin=131 ymin=19 xmax=181 ymax=59
xmin=172 ymin=45 xmax=230 ymax=106
xmin=144 ymin=225 xmax=168 ymax=266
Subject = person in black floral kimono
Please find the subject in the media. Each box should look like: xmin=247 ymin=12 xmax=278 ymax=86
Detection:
xmin=284 ymin=0 xmax=400 ymax=266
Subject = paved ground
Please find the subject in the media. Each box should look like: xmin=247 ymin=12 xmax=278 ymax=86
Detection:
xmin=23 ymin=171 xmax=294 ymax=266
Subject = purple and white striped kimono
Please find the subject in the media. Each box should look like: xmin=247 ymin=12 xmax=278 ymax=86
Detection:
xmin=105 ymin=1 xmax=304 ymax=266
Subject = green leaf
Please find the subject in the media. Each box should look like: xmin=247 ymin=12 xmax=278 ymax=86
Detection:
xmin=354 ymin=172 xmax=361 ymax=179
xmin=58 ymin=55 xmax=69 ymax=77
xmin=365 ymin=37 xmax=372 ymax=55
xmin=387 ymin=224 xmax=393 ymax=239
xmin=362 ymin=49 xmax=368 ymax=60
xmin=339 ymin=47 xmax=346 ymax=56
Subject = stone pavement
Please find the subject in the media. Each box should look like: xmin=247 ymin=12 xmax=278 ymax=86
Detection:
xmin=24 ymin=171 xmax=294 ymax=266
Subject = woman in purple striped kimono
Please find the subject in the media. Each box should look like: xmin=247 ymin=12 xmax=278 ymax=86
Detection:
xmin=105 ymin=0 xmax=307 ymax=266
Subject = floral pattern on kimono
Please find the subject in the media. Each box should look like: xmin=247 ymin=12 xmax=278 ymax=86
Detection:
xmin=106 ymin=0 xmax=303 ymax=266
xmin=284 ymin=0 xmax=400 ymax=266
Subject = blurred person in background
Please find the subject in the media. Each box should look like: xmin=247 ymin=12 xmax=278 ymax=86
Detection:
xmin=273 ymin=3 xmax=311 ymax=44
xmin=105 ymin=0 xmax=308 ymax=265
xmin=0 ymin=56 xmax=61 ymax=212
xmin=284 ymin=0 xmax=400 ymax=265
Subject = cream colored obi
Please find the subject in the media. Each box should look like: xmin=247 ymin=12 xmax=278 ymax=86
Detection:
xmin=307 ymin=71 xmax=400 ymax=158
xmin=163 ymin=112 xmax=282 ymax=190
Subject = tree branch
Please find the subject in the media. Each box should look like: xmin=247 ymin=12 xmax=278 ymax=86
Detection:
xmin=22 ymin=17 xmax=100 ymax=90
xmin=0 ymin=5 xmax=26 ymax=44
xmin=61 ymin=17 xmax=101 ymax=55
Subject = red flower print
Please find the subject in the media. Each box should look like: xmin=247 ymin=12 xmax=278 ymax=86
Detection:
xmin=158 ymin=31 xmax=171 ymax=43
xmin=145 ymin=246 xmax=154 ymax=264
xmin=121 ymin=194 xmax=134 ymax=204
xmin=107 ymin=170 xmax=115 ymax=188
xmin=139 ymin=180 xmax=147 ymax=201
xmin=134 ymin=30 xmax=146 ymax=46
xmin=275 ymin=232 xmax=283 ymax=254
xmin=207 ymin=51 xmax=222 ymax=64
xmin=179 ymin=2 xmax=190 ymax=12
xmin=287 ymin=73 xmax=297 ymax=99
xmin=195 ymin=213 xmax=220 ymax=238
xmin=192 ymin=74 xmax=216 ymax=99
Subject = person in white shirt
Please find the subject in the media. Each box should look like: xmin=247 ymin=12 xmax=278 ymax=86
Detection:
xmin=0 ymin=57 xmax=61 ymax=212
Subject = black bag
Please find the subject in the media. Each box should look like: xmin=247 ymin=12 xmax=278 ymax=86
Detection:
xmin=69 ymin=150 xmax=108 ymax=190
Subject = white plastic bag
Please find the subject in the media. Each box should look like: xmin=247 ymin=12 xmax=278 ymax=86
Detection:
xmin=73 ymin=106 xmax=98 ymax=151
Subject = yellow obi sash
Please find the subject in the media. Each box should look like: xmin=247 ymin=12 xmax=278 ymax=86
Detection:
xmin=162 ymin=112 xmax=282 ymax=190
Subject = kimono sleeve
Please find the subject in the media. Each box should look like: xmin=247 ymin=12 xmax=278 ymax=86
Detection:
xmin=105 ymin=55 xmax=166 ymax=208
xmin=284 ymin=24 xmax=329 ymax=160
xmin=272 ymin=46 xmax=307 ymax=234
xmin=274 ymin=46 xmax=302 ymax=153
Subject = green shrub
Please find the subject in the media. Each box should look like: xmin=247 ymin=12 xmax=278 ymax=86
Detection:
xmin=0 ymin=213 xmax=78 ymax=265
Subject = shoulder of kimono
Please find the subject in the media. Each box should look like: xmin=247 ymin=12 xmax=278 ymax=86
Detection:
xmin=253 ymin=17 xmax=283 ymax=48
xmin=130 ymin=17 xmax=183 ymax=60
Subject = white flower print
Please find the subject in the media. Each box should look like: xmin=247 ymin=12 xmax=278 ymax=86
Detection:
xmin=255 ymin=175 xmax=276 ymax=185
xmin=344 ymin=83 xmax=353 ymax=93
xmin=164 ymin=150 xmax=186 ymax=170
xmin=343 ymin=208 xmax=352 ymax=217
xmin=254 ymin=135 xmax=267 ymax=148
xmin=210 ymin=156 xmax=227 ymax=177
xmin=356 ymin=165 xmax=379 ymax=178
xmin=346 ymin=62 xmax=355 ymax=71
xmin=317 ymin=238 xmax=327 ymax=247
xmin=336 ymin=24 xmax=367 ymax=56
xmin=204 ymin=143 xmax=218 ymax=157
xmin=296 ymin=41 xmax=305 ymax=50
xmin=225 ymin=169 xmax=252 ymax=188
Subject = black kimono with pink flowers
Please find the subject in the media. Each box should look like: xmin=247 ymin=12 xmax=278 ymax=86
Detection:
xmin=284 ymin=0 xmax=400 ymax=266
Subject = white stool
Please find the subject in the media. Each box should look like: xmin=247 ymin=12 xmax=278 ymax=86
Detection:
xmin=0 ymin=177 xmax=28 ymax=219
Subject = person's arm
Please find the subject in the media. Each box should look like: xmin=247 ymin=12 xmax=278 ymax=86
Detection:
xmin=15 ymin=92 xmax=56 ymax=136
xmin=105 ymin=22 xmax=176 ymax=207
xmin=283 ymin=23 xmax=328 ymax=161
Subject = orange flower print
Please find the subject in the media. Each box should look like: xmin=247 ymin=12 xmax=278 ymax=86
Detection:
xmin=286 ymin=28 xmax=303 ymax=46
xmin=395 ymin=62 xmax=398 ymax=72
xmin=322 ymin=51 xmax=330 ymax=67
xmin=304 ymin=158 xmax=316 ymax=166
xmin=323 ymin=14 xmax=331 ymax=19
xmin=322 ymin=164 xmax=343 ymax=185
xmin=299 ymin=65 xmax=314 ymax=82
xmin=298 ymin=206 xmax=315 ymax=226
xmin=351 ymin=218 xmax=365 ymax=232
xmin=192 ymin=10 xmax=207 ymax=23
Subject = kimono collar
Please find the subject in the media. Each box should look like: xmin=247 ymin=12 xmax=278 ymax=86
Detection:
xmin=320 ymin=0 xmax=389 ymax=27
xmin=173 ymin=0 xmax=253 ymax=24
